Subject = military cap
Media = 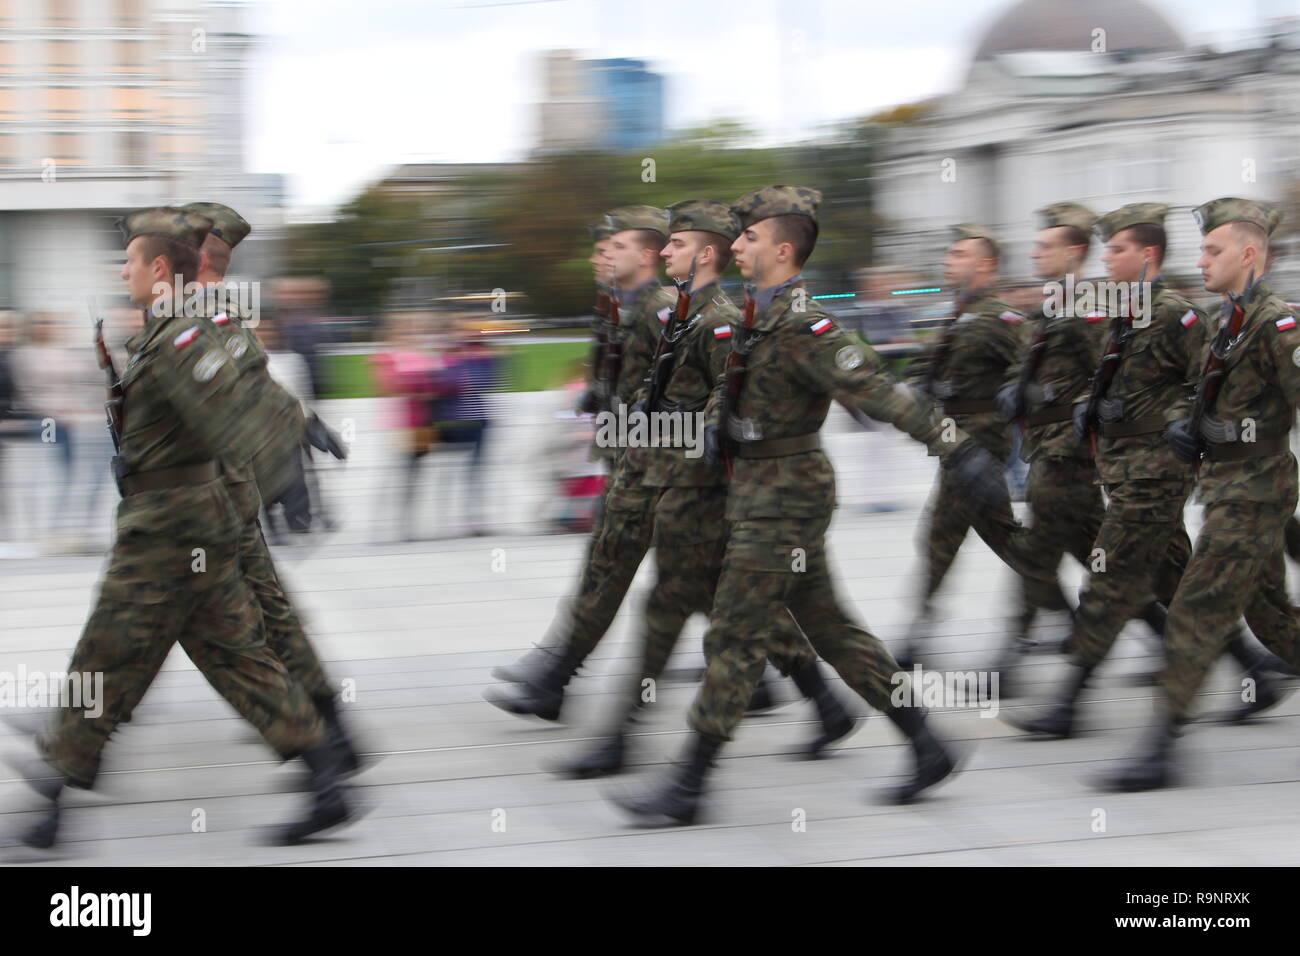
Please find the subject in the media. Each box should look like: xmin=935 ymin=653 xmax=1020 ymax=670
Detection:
xmin=182 ymin=202 xmax=251 ymax=247
xmin=667 ymin=199 xmax=742 ymax=242
xmin=950 ymin=223 xmax=1001 ymax=258
xmin=731 ymin=185 xmax=822 ymax=231
xmin=115 ymin=206 xmax=213 ymax=249
xmin=588 ymin=217 xmax=614 ymax=242
xmin=604 ymin=205 xmax=670 ymax=239
xmin=1094 ymin=203 xmax=1169 ymax=243
xmin=1037 ymin=202 xmax=1097 ymax=233
xmin=1192 ymin=197 xmax=1279 ymax=237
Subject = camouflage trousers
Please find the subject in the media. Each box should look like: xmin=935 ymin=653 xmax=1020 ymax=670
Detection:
xmin=39 ymin=565 xmax=325 ymax=788
xmin=689 ymin=515 xmax=900 ymax=742
xmin=1005 ymin=455 xmax=1105 ymax=612
xmin=1069 ymin=478 xmax=1191 ymax=668
xmin=921 ymin=460 xmax=1068 ymax=610
xmin=239 ymin=518 xmax=334 ymax=701
xmin=619 ymin=487 xmax=816 ymax=717
xmin=1162 ymin=494 xmax=1300 ymax=720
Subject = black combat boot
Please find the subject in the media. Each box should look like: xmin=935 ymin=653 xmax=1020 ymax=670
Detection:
xmin=992 ymin=609 xmax=1040 ymax=700
xmin=4 ymin=752 xmax=69 ymax=850
xmin=1286 ymin=515 xmax=1300 ymax=562
xmin=272 ymin=744 xmax=356 ymax=845
xmin=745 ymin=674 xmax=781 ymax=714
xmin=1003 ymin=663 xmax=1093 ymax=738
xmin=1095 ymin=712 xmax=1182 ymax=792
xmin=611 ymin=732 xmax=722 ymax=827
xmin=313 ymin=694 xmax=363 ymax=775
xmin=1220 ymin=634 xmax=1295 ymax=722
xmin=490 ymin=644 xmax=554 ymax=683
xmin=882 ymin=706 xmax=959 ymax=804
xmin=562 ymin=729 xmax=629 ymax=779
xmin=483 ymin=647 xmax=583 ymax=722
xmin=789 ymin=662 xmax=857 ymax=758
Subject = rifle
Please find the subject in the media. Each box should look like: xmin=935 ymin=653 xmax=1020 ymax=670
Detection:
xmin=924 ymin=282 xmax=977 ymax=398
xmin=645 ymin=256 xmax=697 ymax=413
xmin=718 ymin=284 xmax=758 ymax=479
xmin=1186 ymin=268 xmax=1262 ymax=468
xmin=91 ymin=303 xmax=124 ymax=454
xmin=1080 ymin=262 xmax=1148 ymax=456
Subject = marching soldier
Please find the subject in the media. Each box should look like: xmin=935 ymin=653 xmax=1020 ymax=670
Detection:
xmin=13 ymin=208 xmax=356 ymax=848
xmin=181 ymin=201 xmax=361 ymax=771
xmin=900 ymin=224 xmax=1070 ymax=667
xmin=613 ymin=186 xmax=1011 ymax=826
xmin=1006 ymin=202 xmax=1290 ymax=742
xmin=1099 ymin=198 xmax=1300 ymax=791
xmin=559 ymin=199 xmax=853 ymax=778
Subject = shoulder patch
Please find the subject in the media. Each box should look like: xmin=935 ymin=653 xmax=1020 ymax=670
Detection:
xmin=173 ymin=326 xmax=201 ymax=349
xmin=1180 ymin=309 xmax=1199 ymax=328
xmin=1275 ymin=315 xmax=1297 ymax=332
xmin=713 ymin=325 xmax=733 ymax=339
xmin=1084 ymin=313 xmax=1108 ymax=323
xmin=808 ymin=317 xmax=834 ymax=335
xmin=212 ymin=312 xmax=231 ymax=326
xmin=192 ymin=350 xmax=227 ymax=382
xmin=999 ymin=310 xmax=1023 ymax=324
xmin=835 ymin=344 xmax=864 ymax=371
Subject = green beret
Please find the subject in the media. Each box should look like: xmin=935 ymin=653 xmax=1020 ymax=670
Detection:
xmin=731 ymin=185 xmax=822 ymax=231
xmin=181 ymin=202 xmax=251 ymax=247
xmin=1037 ymin=201 xmax=1097 ymax=233
xmin=115 ymin=206 xmax=213 ymax=249
xmin=667 ymin=199 xmax=741 ymax=242
xmin=1094 ymin=203 xmax=1169 ymax=243
xmin=950 ymin=223 xmax=1000 ymax=257
xmin=604 ymin=205 xmax=669 ymax=239
xmin=588 ymin=217 xmax=614 ymax=242
xmin=1192 ymin=197 xmax=1279 ymax=237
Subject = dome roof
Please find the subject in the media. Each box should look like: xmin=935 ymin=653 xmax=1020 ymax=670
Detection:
xmin=973 ymin=0 xmax=1185 ymax=60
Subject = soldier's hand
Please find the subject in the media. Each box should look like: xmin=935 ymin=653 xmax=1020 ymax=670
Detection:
xmin=996 ymin=384 xmax=1024 ymax=422
xmin=1167 ymin=418 xmax=1202 ymax=464
xmin=943 ymin=440 xmax=1010 ymax=512
xmin=305 ymin=413 xmax=349 ymax=460
xmin=629 ymin=400 xmax=647 ymax=421
xmin=576 ymin=389 xmax=600 ymax=415
xmin=703 ymin=424 xmax=721 ymax=466
xmin=1072 ymin=402 xmax=1092 ymax=442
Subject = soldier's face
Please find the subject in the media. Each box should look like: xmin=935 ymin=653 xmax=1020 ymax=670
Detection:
xmin=943 ymin=239 xmax=982 ymax=286
xmin=121 ymin=237 xmax=166 ymax=307
xmin=731 ymin=219 xmax=780 ymax=282
xmin=1031 ymin=228 xmax=1080 ymax=280
xmin=1102 ymin=232 xmax=1150 ymax=283
xmin=662 ymin=232 xmax=704 ymax=282
xmin=604 ymin=230 xmax=649 ymax=284
xmin=590 ymin=240 xmax=610 ymax=283
xmin=1198 ymin=224 xmax=1246 ymax=294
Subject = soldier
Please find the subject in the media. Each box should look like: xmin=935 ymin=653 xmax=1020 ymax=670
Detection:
xmin=181 ymin=201 xmax=361 ymax=771
xmin=900 ymin=224 xmax=1071 ymax=667
xmin=11 ymin=208 xmax=356 ymax=849
xmin=1098 ymin=198 xmax=1300 ymax=791
xmin=485 ymin=206 xmax=673 ymax=718
xmin=612 ymin=186 xmax=1011 ymax=826
xmin=559 ymin=199 xmax=853 ymax=778
xmin=1005 ymin=202 xmax=1291 ymax=742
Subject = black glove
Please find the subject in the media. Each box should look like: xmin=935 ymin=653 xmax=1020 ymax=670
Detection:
xmin=996 ymin=383 xmax=1024 ymax=422
xmin=1167 ymin=418 xmax=1202 ymax=464
xmin=703 ymin=424 xmax=721 ymax=466
xmin=1072 ymin=402 xmax=1092 ymax=442
xmin=305 ymin=413 xmax=348 ymax=461
xmin=943 ymin=440 xmax=1010 ymax=512
xmin=575 ymin=389 xmax=600 ymax=415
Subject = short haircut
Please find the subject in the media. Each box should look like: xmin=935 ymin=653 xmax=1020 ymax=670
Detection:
xmin=972 ymin=237 xmax=999 ymax=264
xmin=137 ymin=235 xmax=201 ymax=286
xmin=631 ymin=229 xmax=667 ymax=255
xmin=1115 ymin=223 xmax=1166 ymax=265
xmin=200 ymin=233 xmax=233 ymax=278
xmin=1231 ymin=221 xmax=1269 ymax=255
xmin=700 ymin=233 xmax=733 ymax=271
xmin=768 ymin=214 xmax=818 ymax=267
xmin=1059 ymin=225 xmax=1092 ymax=259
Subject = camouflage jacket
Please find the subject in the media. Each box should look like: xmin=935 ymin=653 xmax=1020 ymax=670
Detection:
xmin=103 ymin=304 xmax=252 ymax=602
xmin=631 ymin=280 xmax=735 ymax=488
xmin=1007 ymin=283 xmax=1109 ymax=461
xmin=706 ymin=283 xmax=962 ymax=521
xmin=1095 ymin=280 xmax=1206 ymax=484
xmin=907 ymin=291 xmax=1022 ymax=461
xmin=1195 ymin=281 xmax=1300 ymax=505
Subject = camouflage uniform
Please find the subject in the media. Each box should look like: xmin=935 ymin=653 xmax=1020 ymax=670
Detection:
xmin=39 ymin=209 xmax=324 ymax=788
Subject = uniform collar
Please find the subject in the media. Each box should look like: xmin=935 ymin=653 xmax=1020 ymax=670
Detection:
xmin=755 ymin=273 xmax=803 ymax=316
xmin=680 ymin=278 xmax=719 ymax=321
xmin=616 ymin=277 xmax=661 ymax=309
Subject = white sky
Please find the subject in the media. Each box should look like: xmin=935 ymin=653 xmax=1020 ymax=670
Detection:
xmin=243 ymin=0 xmax=1294 ymax=213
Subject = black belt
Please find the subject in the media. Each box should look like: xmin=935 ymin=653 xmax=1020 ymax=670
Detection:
xmin=1100 ymin=415 xmax=1166 ymax=438
xmin=941 ymin=399 xmax=998 ymax=416
xmin=736 ymin=433 xmax=821 ymax=459
xmin=1025 ymin=403 xmax=1079 ymax=427
xmin=1204 ymin=434 xmax=1290 ymax=463
xmin=117 ymin=461 xmax=220 ymax=496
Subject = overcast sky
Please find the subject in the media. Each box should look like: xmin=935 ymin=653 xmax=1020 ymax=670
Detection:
xmin=244 ymin=0 xmax=1296 ymax=212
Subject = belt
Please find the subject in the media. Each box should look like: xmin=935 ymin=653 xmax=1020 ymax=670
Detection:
xmin=1100 ymin=415 xmax=1166 ymax=438
xmin=941 ymin=399 xmax=998 ymax=416
xmin=1025 ymin=403 xmax=1079 ymax=427
xmin=1204 ymin=434 xmax=1290 ymax=463
xmin=736 ymin=432 xmax=821 ymax=459
xmin=118 ymin=461 xmax=220 ymax=496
